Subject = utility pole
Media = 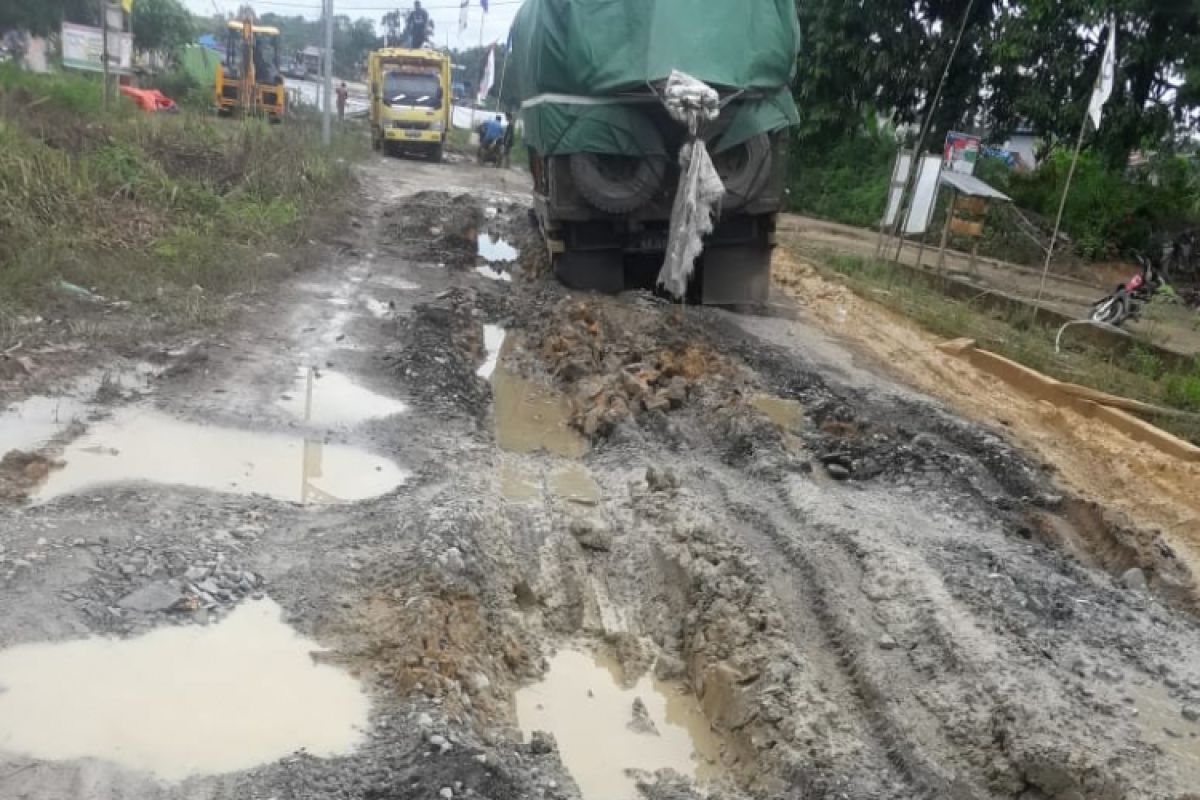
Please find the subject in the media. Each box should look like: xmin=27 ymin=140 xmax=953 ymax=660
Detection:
xmin=322 ymin=0 xmax=334 ymax=145
xmin=100 ymin=0 xmax=110 ymax=111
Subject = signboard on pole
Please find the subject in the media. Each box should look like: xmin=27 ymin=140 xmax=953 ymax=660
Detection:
xmin=904 ymin=154 xmax=944 ymax=235
xmin=943 ymin=131 xmax=982 ymax=176
xmin=62 ymin=22 xmax=132 ymax=73
xmin=882 ymin=150 xmax=914 ymax=229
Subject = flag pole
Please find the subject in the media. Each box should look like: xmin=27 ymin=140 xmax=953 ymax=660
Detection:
xmin=1031 ymin=116 xmax=1088 ymax=318
xmin=1032 ymin=19 xmax=1115 ymax=320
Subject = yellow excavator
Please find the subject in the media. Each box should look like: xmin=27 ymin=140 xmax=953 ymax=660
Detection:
xmin=214 ymin=18 xmax=286 ymax=121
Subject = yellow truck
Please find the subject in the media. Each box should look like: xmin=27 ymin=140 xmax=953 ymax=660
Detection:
xmin=215 ymin=19 xmax=286 ymax=121
xmin=368 ymin=48 xmax=451 ymax=161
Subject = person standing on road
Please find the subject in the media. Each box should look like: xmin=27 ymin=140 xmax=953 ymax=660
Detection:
xmin=336 ymin=81 xmax=349 ymax=121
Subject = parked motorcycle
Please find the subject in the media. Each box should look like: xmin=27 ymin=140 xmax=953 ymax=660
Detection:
xmin=1089 ymin=254 xmax=1169 ymax=327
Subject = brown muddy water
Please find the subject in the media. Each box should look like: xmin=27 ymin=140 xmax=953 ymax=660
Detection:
xmin=0 ymin=598 xmax=369 ymax=781
xmin=750 ymin=395 xmax=806 ymax=434
xmin=277 ymin=367 xmax=409 ymax=427
xmin=1128 ymin=682 xmax=1200 ymax=786
xmin=515 ymin=649 xmax=722 ymax=800
xmin=492 ymin=368 xmax=587 ymax=459
xmin=32 ymin=409 xmax=408 ymax=504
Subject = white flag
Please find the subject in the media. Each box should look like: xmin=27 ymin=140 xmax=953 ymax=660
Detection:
xmin=477 ymin=45 xmax=495 ymax=102
xmin=459 ymin=0 xmax=469 ymax=33
xmin=1088 ymin=20 xmax=1117 ymax=129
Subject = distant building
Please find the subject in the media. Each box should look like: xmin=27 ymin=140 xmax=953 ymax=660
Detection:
xmin=1001 ymin=128 xmax=1039 ymax=170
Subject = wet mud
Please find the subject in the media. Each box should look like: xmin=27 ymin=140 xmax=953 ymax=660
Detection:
xmin=3 ymin=156 xmax=1200 ymax=800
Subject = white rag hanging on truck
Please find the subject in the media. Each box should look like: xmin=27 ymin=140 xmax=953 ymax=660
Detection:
xmin=657 ymin=71 xmax=724 ymax=299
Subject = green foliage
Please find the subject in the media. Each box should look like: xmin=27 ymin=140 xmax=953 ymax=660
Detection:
xmin=0 ymin=64 xmax=110 ymax=115
xmin=793 ymin=0 xmax=1200 ymax=166
xmin=0 ymin=0 xmax=94 ymax=37
xmin=1164 ymin=370 xmax=1200 ymax=412
xmin=131 ymin=0 xmax=194 ymax=54
xmin=984 ymin=149 xmax=1199 ymax=259
xmin=0 ymin=70 xmax=360 ymax=323
xmin=786 ymin=119 xmax=895 ymax=227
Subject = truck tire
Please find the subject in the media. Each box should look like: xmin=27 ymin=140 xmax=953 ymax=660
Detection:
xmin=569 ymin=153 xmax=667 ymax=214
xmin=712 ymin=134 xmax=772 ymax=211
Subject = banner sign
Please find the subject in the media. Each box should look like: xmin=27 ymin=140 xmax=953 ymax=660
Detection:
xmin=943 ymin=131 xmax=982 ymax=176
xmin=62 ymin=22 xmax=132 ymax=73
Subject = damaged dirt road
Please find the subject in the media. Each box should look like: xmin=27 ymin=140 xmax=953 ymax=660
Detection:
xmin=3 ymin=155 xmax=1200 ymax=800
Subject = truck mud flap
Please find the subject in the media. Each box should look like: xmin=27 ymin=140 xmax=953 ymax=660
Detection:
xmin=553 ymin=250 xmax=625 ymax=294
xmin=701 ymin=245 xmax=772 ymax=306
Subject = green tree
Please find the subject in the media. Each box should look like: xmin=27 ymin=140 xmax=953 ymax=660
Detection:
xmin=0 ymin=0 xmax=95 ymax=36
xmin=988 ymin=1 xmax=1200 ymax=166
xmin=131 ymin=0 xmax=194 ymax=54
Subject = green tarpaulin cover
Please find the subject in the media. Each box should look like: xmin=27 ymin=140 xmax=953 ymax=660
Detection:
xmin=510 ymin=0 xmax=801 ymax=155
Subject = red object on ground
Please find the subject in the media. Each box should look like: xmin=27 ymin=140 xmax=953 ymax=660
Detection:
xmin=118 ymin=86 xmax=179 ymax=113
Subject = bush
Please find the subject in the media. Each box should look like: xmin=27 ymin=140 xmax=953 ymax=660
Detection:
xmin=786 ymin=121 xmax=896 ymax=228
xmin=0 ymin=69 xmax=361 ymax=322
xmin=982 ymin=149 xmax=1199 ymax=260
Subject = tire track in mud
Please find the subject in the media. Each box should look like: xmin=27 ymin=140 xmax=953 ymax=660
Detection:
xmin=702 ymin=473 xmax=968 ymax=800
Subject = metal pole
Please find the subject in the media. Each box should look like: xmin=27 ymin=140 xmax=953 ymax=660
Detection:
xmin=889 ymin=0 xmax=977 ymax=265
xmin=322 ymin=0 xmax=333 ymax=146
xmin=936 ymin=190 xmax=957 ymax=272
xmin=1032 ymin=116 xmax=1089 ymax=320
xmin=101 ymin=0 xmax=110 ymax=111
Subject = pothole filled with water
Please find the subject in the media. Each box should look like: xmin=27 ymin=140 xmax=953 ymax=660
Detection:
xmin=477 ymin=233 xmax=519 ymax=264
xmin=515 ymin=649 xmax=722 ymax=800
xmin=1128 ymin=682 xmax=1200 ymax=786
xmin=33 ymin=409 xmax=408 ymax=505
xmin=0 ymin=395 xmax=88 ymax=456
xmin=0 ymin=367 xmax=157 ymax=456
xmin=278 ymin=367 xmax=409 ymax=427
xmin=492 ymin=367 xmax=587 ymax=459
xmin=0 ymin=597 xmax=369 ymax=781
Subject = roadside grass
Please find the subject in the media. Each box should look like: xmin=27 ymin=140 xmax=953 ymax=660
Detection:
xmin=0 ymin=66 xmax=367 ymax=339
xmin=801 ymin=249 xmax=1200 ymax=444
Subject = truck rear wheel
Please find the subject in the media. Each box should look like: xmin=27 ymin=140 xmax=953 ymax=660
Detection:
xmin=569 ymin=153 xmax=668 ymax=214
xmin=712 ymin=134 xmax=772 ymax=211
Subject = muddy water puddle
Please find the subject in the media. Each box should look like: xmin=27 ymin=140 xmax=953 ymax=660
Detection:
xmin=751 ymin=395 xmax=806 ymax=434
xmin=34 ymin=409 xmax=407 ymax=504
xmin=477 ymin=233 xmax=519 ymax=263
xmin=1128 ymin=682 xmax=1200 ymax=785
xmin=515 ymin=649 xmax=721 ymax=800
xmin=278 ymin=367 xmax=408 ymax=426
xmin=492 ymin=367 xmax=587 ymax=458
xmin=498 ymin=460 xmax=601 ymax=506
xmin=0 ymin=367 xmax=157 ymax=456
xmin=0 ymin=395 xmax=89 ymax=456
xmin=0 ymin=598 xmax=368 ymax=781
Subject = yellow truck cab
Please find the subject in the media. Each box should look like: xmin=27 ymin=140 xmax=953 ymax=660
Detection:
xmin=215 ymin=20 xmax=286 ymax=121
xmin=368 ymin=48 xmax=451 ymax=161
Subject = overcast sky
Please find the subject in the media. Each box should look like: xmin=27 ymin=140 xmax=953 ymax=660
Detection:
xmin=181 ymin=0 xmax=523 ymax=49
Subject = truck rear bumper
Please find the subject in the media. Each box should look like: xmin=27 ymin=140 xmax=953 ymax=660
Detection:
xmin=383 ymin=130 xmax=442 ymax=144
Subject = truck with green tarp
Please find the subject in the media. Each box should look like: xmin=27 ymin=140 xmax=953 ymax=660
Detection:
xmin=509 ymin=0 xmax=801 ymax=304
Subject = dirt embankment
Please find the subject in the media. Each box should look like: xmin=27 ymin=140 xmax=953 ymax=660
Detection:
xmin=773 ymin=250 xmax=1200 ymax=583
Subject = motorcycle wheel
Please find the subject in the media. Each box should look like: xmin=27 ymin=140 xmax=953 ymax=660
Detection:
xmin=1091 ymin=295 xmax=1128 ymax=326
